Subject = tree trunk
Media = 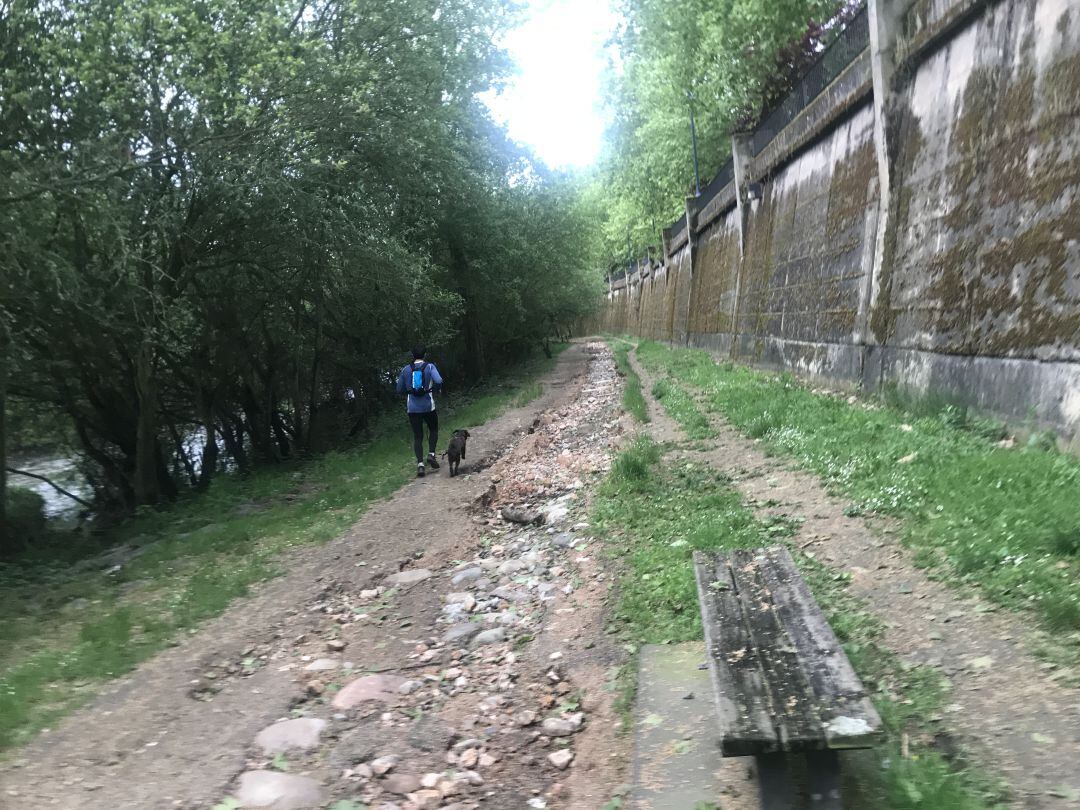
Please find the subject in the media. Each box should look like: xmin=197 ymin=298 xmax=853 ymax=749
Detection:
xmin=169 ymin=422 xmax=198 ymax=487
xmin=197 ymin=389 xmax=218 ymax=491
xmin=133 ymin=343 xmax=162 ymax=505
xmin=0 ymin=323 xmax=9 ymax=551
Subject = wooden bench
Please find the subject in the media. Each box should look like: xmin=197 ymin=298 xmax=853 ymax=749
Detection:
xmin=693 ymin=546 xmax=883 ymax=809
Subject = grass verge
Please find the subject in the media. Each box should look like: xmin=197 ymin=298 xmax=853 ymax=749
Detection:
xmin=0 ymin=345 xmax=568 ymax=753
xmin=593 ymin=436 xmax=1007 ymax=809
xmin=636 ymin=340 xmax=1080 ymax=651
xmin=649 ymin=375 xmax=714 ymax=439
xmin=607 ymin=338 xmax=649 ymax=423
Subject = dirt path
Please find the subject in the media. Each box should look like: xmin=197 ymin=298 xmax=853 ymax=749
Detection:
xmin=628 ymin=346 xmax=1080 ymax=808
xmin=0 ymin=342 xmax=634 ymax=810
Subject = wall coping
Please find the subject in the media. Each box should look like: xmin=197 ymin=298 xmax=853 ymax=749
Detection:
xmin=751 ymin=48 xmax=874 ymax=181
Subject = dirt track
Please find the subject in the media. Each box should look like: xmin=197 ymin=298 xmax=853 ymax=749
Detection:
xmin=0 ymin=342 xmax=633 ymax=810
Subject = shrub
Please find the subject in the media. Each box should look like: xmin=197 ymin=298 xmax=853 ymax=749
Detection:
xmin=5 ymin=488 xmax=46 ymax=549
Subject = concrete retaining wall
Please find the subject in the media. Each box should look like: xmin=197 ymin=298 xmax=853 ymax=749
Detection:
xmin=595 ymin=0 xmax=1079 ymax=444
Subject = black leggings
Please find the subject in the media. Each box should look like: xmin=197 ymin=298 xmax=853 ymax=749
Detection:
xmin=408 ymin=411 xmax=439 ymax=462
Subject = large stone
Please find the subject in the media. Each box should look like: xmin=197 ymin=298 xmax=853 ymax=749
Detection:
xmin=491 ymin=586 xmax=529 ymax=603
xmin=498 ymin=558 xmax=529 ymax=575
xmin=383 ymin=773 xmax=422 ymax=795
xmin=501 ymin=506 xmax=542 ymax=524
xmin=547 ymin=749 xmax=574 ymax=770
xmin=441 ymin=623 xmax=482 ymax=645
xmin=254 ymin=718 xmax=327 ymax=754
xmin=303 ymin=658 xmax=340 ymax=672
xmin=386 ymin=568 xmax=433 ymax=586
xmin=472 ymin=627 xmax=506 ymax=646
xmin=332 ymin=673 xmax=407 ymax=709
xmin=407 ymin=714 xmax=456 ymax=753
xmin=631 ymin=642 xmax=733 ymax=807
xmin=541 ymin=717 xmax=576 ymax=737
xmin=541 ymin=504 xmax=570 ymax=525
xmin=235 ymin=771 xmax=323 ymax=809
xmin=451 ymin=567 xmax=484 ymax=587
xmin=552 ymin=533 xmax=576 ymax=549
xmin=446 ymin=592 xmax=477 ymax=610
xmin=327 ymin=722 xmax=386 ymax=769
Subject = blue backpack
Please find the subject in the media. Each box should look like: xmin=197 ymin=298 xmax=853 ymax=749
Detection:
xmin=407 ymin=362 xmax=430 ymax=396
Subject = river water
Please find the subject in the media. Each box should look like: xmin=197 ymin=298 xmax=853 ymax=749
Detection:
xmin=8 ymin=452 xmax=93 ymax=520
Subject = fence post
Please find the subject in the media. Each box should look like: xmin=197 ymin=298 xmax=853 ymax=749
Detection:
xmin=729 ymin=132 xmax=756 ymax=360
xmin=678 ymin=194 xmax=701 ymax=347
xmin=730 ymin=132 xmax=754 ymax=258
xmin=865 ymin=0 xmax=905 ymax=354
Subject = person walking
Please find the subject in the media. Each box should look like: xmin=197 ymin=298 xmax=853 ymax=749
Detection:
xmin=396 ymin=345 xmax=444 ymax=477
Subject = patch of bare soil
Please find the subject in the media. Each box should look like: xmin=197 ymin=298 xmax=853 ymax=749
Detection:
xmin=0 ymin=342 xmax=636 ymax=810
xmin=629 ymin=348 xmax=1080 ymax=809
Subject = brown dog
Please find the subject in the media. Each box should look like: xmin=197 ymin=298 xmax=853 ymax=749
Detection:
xmin=444 ymin=429 xmax=470 ymax=476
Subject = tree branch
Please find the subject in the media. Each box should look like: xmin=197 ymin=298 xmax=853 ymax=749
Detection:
xmin=6 ymin=467 xmax=93 ymax=509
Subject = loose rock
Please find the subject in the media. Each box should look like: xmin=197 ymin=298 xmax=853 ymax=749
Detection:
xmin=331 ymin=674 xmax=407 ymax=709
xmin=254 ymin=718 xmax=327 ymax=755
xmin=235 ymin=771 xmax=324 ymax=809
xmin=547 ymin=749 xmax=574 ymax=770
xmin=386 ymin=569 xmax=433 ymax=586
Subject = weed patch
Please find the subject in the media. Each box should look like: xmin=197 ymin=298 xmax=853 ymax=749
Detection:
xmin=608 ymin=338 xmax=649 ymax=423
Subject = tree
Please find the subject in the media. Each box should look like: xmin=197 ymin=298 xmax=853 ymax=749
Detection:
xmin=587 ymin=0 xmax=857 ymax=263
xmin=0 ymin=0 xmax=597 ymax=545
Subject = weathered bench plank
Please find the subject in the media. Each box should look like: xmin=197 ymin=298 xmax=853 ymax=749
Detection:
xmin=756 ymin=547 xmax=882 ymax=749
xmin=728 ymin=548 xmax=827 ymax=750
xmin=692 ymin=551 xmax=776 ymax=755
xmin=692 ymin=547 xmax=882 ymax=756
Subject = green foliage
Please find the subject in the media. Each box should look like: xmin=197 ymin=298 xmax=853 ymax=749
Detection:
xmin=514 ymin=383 xmax=544 ymax=407
xmin=328 ymin=802 xmax=369 ymax=810
xmin=0 ymin=359 xmax=554 ymax=750
xmin=595 ymin=453 xmax=762 ymax=641
xmin=587 ymin=0 xmax=849 ymax=261
xmin=637 ymin=340 xmax=1080 ymax=640
xmin=0 ymin=0 xmax=598 ymax=530
xmin=4 ymin=488 xmax=46 ymax=546
xmin=609 ymin=436 xmax=662 ymax=488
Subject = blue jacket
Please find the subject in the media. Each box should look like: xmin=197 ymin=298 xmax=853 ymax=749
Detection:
xmin=396 ymin=361 xmax=443 ymax=413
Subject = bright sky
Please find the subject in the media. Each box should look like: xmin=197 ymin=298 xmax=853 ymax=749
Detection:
xmin=484 ymin=0 xmax=618 ymax=170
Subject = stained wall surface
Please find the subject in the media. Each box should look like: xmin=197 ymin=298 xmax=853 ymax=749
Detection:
xmin=590 ymin=0 xmax=1079 ymax=442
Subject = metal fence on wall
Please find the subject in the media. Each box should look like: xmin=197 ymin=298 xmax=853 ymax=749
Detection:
xmin=751 ymin=5 xmax=870 ymax=155
xmin=698 ymin=158 xmax=736 ymax=210
xmin=670 ymin=213 xmax=687 ymax=243
xmin=649 ymin=4 xmax=870 ymax=261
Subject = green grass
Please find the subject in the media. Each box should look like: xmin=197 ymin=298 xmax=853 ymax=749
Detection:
xmin=636 ymin=340 xmax=1080 ymax=645
xmin=649 ymin=376 xmax=714 ymax=439
xmin=0 ymin=346 xmax=568 ymax=753
xmin=593 ymin=438 xmax=1006 ymax=809
xmin=513 ymin=381 xmax=544 ymax=407
xmin=608 ymin=338 xmax=649 ymax=423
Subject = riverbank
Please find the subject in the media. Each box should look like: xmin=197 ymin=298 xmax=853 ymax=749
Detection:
xmin=0 ymin=347 xmax=567 ymax=753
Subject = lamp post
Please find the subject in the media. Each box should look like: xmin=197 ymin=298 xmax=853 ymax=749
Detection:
xmin=687 ymin=89 xmax=701 ymax=197
xmin=626 ymin=230 xmax=634 ymax=277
